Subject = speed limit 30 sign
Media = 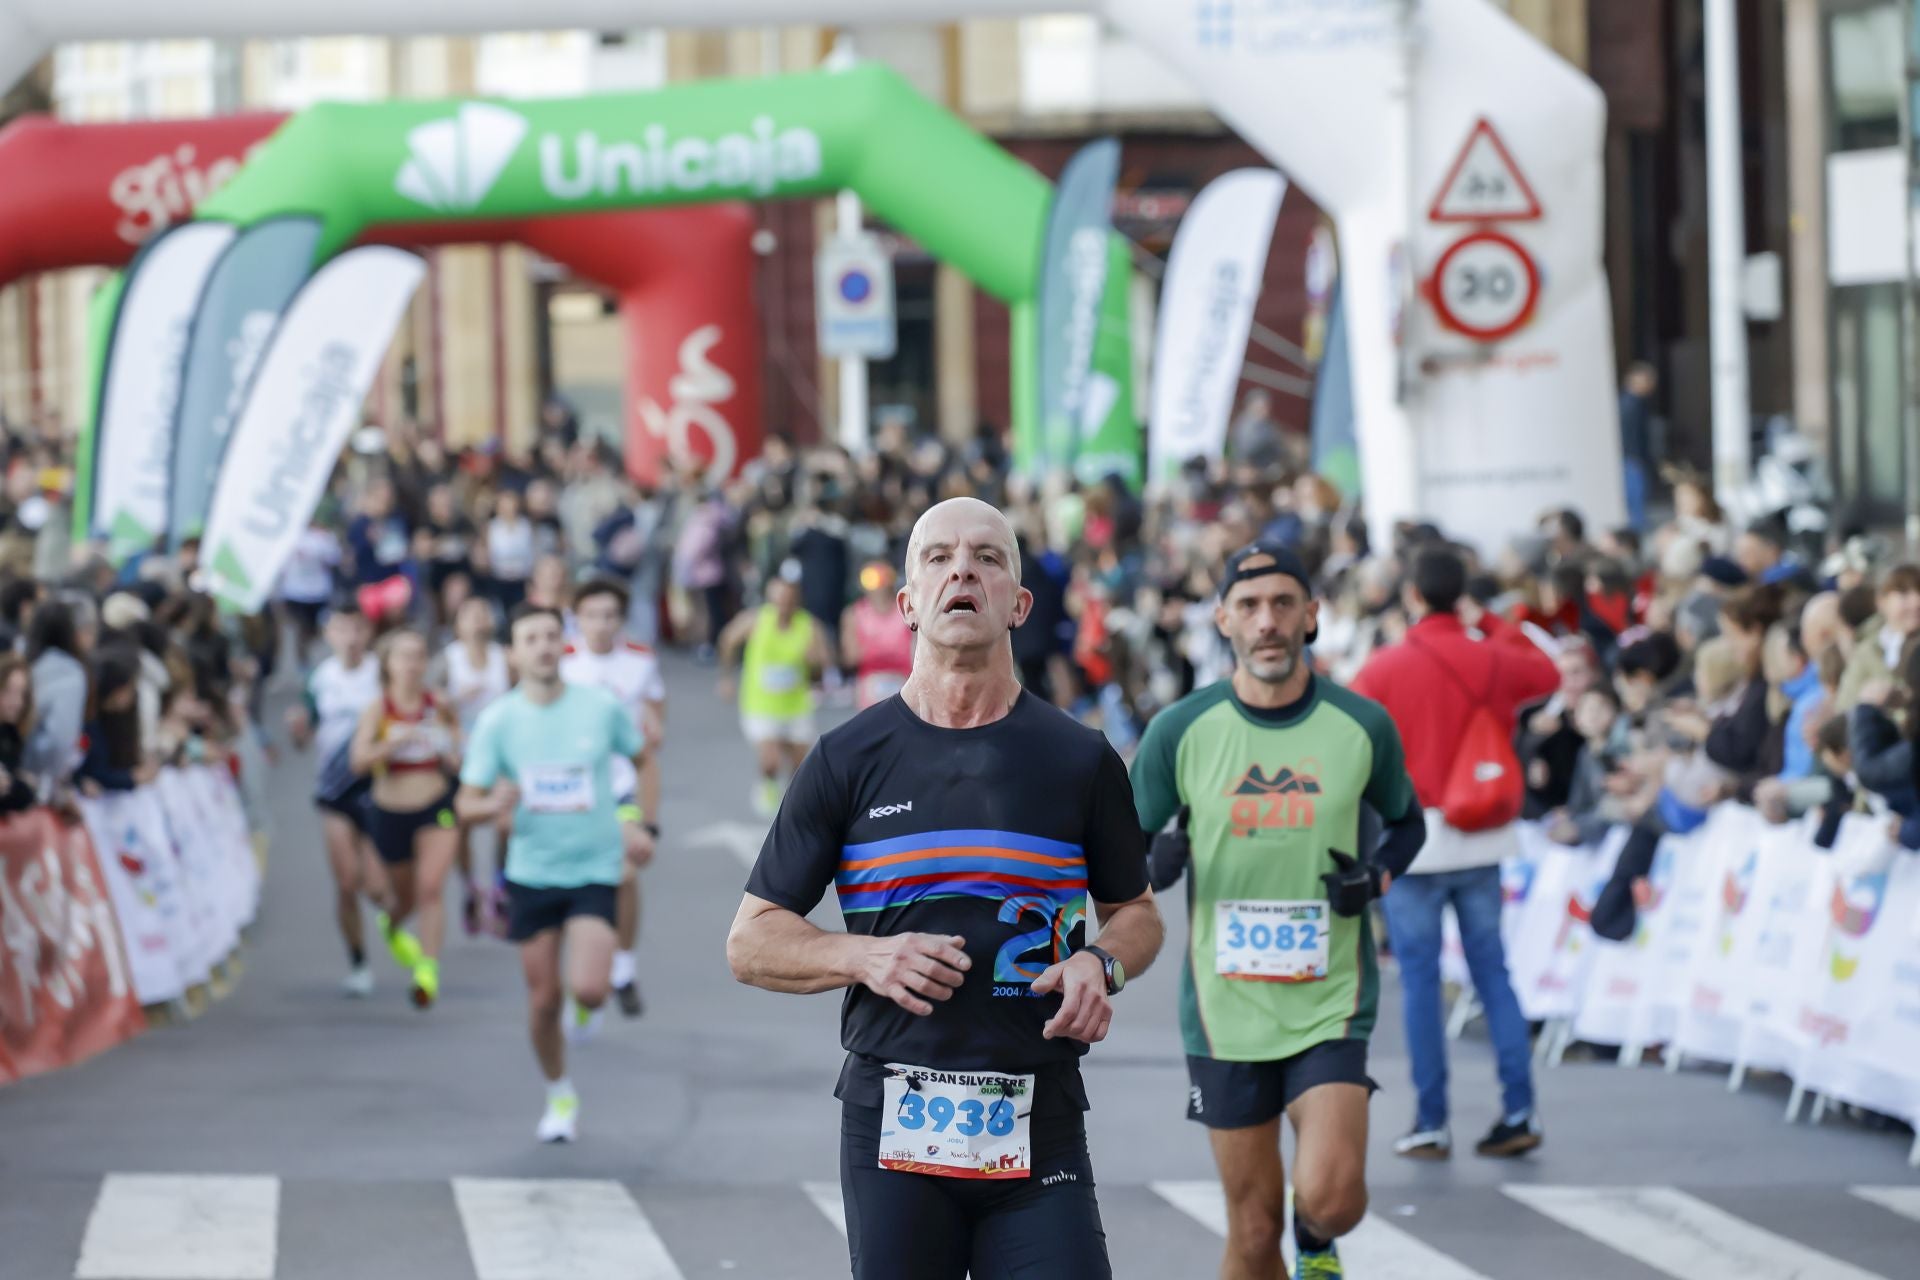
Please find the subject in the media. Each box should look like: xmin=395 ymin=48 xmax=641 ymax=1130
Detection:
xmin=1429 ymin=229 xmax=1540 ymax=343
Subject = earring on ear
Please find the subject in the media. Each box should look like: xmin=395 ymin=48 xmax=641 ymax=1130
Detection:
xmin=909 ymin=621 xmax=918 ymax=632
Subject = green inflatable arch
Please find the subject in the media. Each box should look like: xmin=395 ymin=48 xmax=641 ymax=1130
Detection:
xmin=183 ymin=62 xmax=1136 ymax=476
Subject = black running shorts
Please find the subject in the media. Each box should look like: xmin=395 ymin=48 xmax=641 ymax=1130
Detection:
xmin=369 ymin=787 xmax=456 ymax=865
xmin=315 ymin=775 xmax=374 ymax=836
xmin=503 ymin=881 xmax=617 ymax=943
xmin=838 ymin=1099 xmax=1111 ymax=1280
xmin=1185 ymin=1038 xmax=1377 ymax=1130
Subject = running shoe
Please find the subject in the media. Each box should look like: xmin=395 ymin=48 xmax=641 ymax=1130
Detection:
xmin=1293 ymin=1245 xmax=1343 ymax=1279
xmin=378 ymin=912 xmax=424 ymax=972
xmin=566 ymin=998 xmax=604 ymax=1044
xmin=614 ymin=979 xmax=644 ymax=1018
xmin=1392 ymin=1124 xmax=1452 ymax=1160
xmin=537 ymin=1091 xmax=579 ymax=1144
xmin=341 ymin=965 xmax=374 ymax=999
xmin=753 ymin=777 xmax=780 ymax=817
xmin=1475 ymin=1112 xmax=1544 ymax=1157
xmin=410 ymin=957 xmax=440 ymax=1009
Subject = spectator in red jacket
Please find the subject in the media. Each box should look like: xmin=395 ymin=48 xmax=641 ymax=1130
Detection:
xmin=1351 ymin=545 xmax=1559 ymax=1164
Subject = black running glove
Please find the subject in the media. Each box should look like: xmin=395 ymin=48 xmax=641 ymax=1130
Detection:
xmin=1321 ymin=850 xmax=1384 ymax=917
xmin=1146 ymin=805 xmax=1192 ymax=892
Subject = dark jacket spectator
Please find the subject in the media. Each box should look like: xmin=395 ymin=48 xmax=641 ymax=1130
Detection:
xmin=0 ymin=653 xmax=39 ymax=813
xmin=74 ymin=647 xmax=145 ymax=795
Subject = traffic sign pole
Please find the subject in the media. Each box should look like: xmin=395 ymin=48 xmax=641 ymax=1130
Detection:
xmin=836 ymin=187 xmax=869 ymax=455
xmin=828 ymin=35 xmax=869 ymax=455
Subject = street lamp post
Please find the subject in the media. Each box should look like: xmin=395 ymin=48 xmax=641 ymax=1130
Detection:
xmin=1705 ymin=0 xmax=1753 ymax=507
xmin=1903 ymin=0 xmax=1920 ymax=548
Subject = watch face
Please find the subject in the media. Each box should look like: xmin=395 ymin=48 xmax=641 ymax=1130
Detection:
xmin=1110 ymin=958 xmax=1126 ymax=993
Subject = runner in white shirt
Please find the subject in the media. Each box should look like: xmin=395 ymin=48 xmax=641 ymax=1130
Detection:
xmin=437 ymin=595 xmax=512 ymax=934
xmin=278 ymin=523 xmax=341 ymax=663
xmin=560 ymin=578 xmax=663 ymax=1020
xmin=283 ymin=601 xmax=391 ymax=997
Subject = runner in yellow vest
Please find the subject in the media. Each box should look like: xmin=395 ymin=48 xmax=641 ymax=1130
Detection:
xmin=719 ymin=560 xmax=833 ymax=816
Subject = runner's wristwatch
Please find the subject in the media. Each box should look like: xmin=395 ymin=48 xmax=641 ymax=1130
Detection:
xmin=1083 ymin=945 xmax=1125 ymax=995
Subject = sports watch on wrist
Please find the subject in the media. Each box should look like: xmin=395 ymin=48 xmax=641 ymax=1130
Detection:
xmin=1083 ymin=945 xmax=1125 ymax=995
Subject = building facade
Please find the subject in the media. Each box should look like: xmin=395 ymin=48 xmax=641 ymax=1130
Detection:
xmin=8 ymin=4 xmax=1881 ymax=526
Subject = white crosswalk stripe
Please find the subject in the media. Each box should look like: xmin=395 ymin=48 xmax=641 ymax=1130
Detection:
xmin=45 ymin=1172 xmax=1913 ymax=1279
xmin=1851 ymin=1185 xmax=1920 ymax=1223
xmin=451 ymin=1178 xmax=684 ymax=1280
xmin=1504 ymin=1185 xmax=1888 ymax=1280
xmin=803 ymin=1180 xmax=849 ymax=1236
xmin=75 ymin=1174 xmax=279 ymax=1280
xmin=1149 ymin=1180 xmax=1493 ymax=1279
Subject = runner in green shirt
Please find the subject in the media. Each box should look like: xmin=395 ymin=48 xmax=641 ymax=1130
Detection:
xmin=1131 ymin=543 xmax=1424 ymax=1280
xmin=719 ymin=559 xmax=832 ymax=817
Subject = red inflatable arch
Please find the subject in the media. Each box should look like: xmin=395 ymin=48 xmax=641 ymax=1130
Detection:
xmin=0 ymin=114 xmax=761 ymax=485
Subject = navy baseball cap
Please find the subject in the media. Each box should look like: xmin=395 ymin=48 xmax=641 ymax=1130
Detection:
xmin=1220 ymin=541 xmax=1313 ymax=600
xmin=1219 ymin=541 xmax=1318 ymax=644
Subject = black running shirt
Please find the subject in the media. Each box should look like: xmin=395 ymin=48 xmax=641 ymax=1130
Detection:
xmin=747 ymin=692 xmax=1148 ymax=1081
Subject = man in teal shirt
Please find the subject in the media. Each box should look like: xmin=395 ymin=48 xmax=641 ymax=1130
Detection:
xmin=457 ymin=603 xmax=652 ymax=1144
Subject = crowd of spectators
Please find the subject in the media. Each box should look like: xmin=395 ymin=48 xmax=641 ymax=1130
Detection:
xmin=6 ymin=384 xmax=1920 ymax=892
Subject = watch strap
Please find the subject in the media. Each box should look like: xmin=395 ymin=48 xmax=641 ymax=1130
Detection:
xmin=1084 ymin=945 xmax=1120 ymax=994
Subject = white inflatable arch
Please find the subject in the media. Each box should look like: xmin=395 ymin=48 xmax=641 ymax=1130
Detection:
xmin=0 ymin=0 xmax=1621 ymax=548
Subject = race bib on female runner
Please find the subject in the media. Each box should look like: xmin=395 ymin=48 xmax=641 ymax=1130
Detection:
xmin=1214 ymin=900 xmax=1329 ymax=982
xmin=759 ymin=665 xmax=802 ymax=694
xmin=522 ymin=763 xmax=594 ymax=814
xmin=879 ymin=1064 xmax=1033 ymax=1180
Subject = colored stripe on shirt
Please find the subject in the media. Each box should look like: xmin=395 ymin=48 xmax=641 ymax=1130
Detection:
xmin=836 ymin=829 xmax=1086 ymax=913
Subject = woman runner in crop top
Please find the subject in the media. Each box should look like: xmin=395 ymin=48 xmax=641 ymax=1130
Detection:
xmin=840 ymin=560 xmax=915 ymax=710
xmin=350 ymin=628 xmax=463 ymax=1008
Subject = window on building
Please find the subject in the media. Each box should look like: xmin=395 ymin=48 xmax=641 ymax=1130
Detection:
xmin=1831 ymin=283 xmax=1905 ymax=522
xmin=1829 ymin=3 xmax=1902 ymax=151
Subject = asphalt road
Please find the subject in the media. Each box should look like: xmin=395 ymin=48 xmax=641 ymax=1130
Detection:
xmin=2 ymin=652 xmax=1916 ymax=1279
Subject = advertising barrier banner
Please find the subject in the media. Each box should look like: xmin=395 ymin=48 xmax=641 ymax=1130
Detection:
xmin=0 ymin=809 xmax=144 ymax=1086
xmin=80 ymin=787 xmax=202 ymax=1004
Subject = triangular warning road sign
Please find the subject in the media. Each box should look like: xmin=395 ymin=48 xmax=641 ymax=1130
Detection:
xmin=1428 ymin=118 xmax=1542 ymax=223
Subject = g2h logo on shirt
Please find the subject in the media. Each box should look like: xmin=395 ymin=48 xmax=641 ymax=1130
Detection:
xmin=868 ymin=801 xmax=914 ymax=819
xmin=1224 ymin=762 xmax=1321 ymax=837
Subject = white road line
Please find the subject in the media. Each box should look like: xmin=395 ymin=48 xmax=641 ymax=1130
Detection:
xmin=803 ymin=1181 xmax=847 ymax=1236
xmin=1150 ymin=1180 xmax=1228 ymax=1235
xmin=1852 ymin=1186 xmax=1920 ymax=1222
xmin=685 ymin=820 xmax=767 ymax=868
xmin=452 ymin=1178 xmax=684 ymax=1280
xmin=75 ymin=1174 xmax=279 ymax=1280
xmin=1505 ymin=1186 xmax=1887 ymax=1280
xmin=1149 ymin=1180 xmax=1490 ymax=1279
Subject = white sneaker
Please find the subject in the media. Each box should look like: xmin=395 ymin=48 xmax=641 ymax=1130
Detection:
xmin=341 ymin=965 xmax=374 ymax=999
xmin=565 ymin=998 xmax=604 ymax=1044
xmin=537 ymin=1091 xmax=579 ymax=1143
xmin=1393 ymin=1124 xmax=1452 ymax=1160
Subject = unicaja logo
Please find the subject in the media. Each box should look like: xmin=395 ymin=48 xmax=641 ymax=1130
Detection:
xmin=540 ymin=116 xmax=822 ymax=199
xmin=640 ymin=326 xmax=739 ymax=486
xmin=394 ymin=103 xmax=529 ymax=212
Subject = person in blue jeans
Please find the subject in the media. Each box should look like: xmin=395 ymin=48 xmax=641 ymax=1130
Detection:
xmin=1380 ymin=863 xmax=1539 ymax=1158
xmin=1352 ymin=545 xmax=1553 ymax=1161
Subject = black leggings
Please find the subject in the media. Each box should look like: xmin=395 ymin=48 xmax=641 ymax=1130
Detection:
xmin=839 ymin=1101 xmax=1111 ymax=1280
xmin=703 ymin=583 xmax=730 ymax=649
